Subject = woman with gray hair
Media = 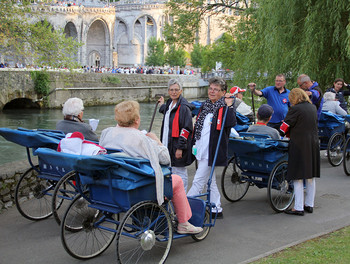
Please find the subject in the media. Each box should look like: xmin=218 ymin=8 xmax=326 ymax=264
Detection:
xmin=56 ymin=97 xmax=98 ymax=141
xmin=158 ymin=79 xmax=194 ymax=191
xmin=322 ymin=92 xmax=347 ymax=116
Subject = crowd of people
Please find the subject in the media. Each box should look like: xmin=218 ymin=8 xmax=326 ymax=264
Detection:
xmin=55 ymin=74 xmax=350 ymax=223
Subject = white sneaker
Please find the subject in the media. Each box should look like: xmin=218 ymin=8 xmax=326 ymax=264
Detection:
xmin=177 ymin=223 xmax=203 ymax=234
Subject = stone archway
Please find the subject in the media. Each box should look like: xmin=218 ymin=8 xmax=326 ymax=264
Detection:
xmin=88 ymin=50 xmax=101 ymax=67
xmin=64 ymin=22 xmax=79 ymax=61
xmin=64 ymin=22 xmax=78 ymax=39
xmin=86 ymin=20 xmax=109 ymax=67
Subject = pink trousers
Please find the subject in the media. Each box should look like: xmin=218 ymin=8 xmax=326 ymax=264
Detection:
xmin=171 ymin=174 xmax=192 ymax=223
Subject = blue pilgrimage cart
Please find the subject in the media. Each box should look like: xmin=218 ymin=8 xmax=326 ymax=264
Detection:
xmin=0 ymin=127 xmax=70 ymax=222
xmin=220 ymin=133 xmax=294 ymax=212
xmin=0 ymin=127 xmax=118 ymax=225
xmin=318 ymin=111 xmax=349 ymax=167
xmin=33 ymin=148 xmax=214 ymax=262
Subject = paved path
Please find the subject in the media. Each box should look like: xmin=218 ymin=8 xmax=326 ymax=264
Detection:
xmin=1 ymin=151 xmax=350 ymax=264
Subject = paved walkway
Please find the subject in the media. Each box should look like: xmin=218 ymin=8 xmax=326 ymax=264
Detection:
xmin=1 ymin=152 xmax=350 ymax=264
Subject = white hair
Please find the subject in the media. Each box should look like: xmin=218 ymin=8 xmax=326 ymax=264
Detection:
xmin=323 ymin=92 xmax=335 ymax=101
xmin=62 ymin=98 xmax=84 ymax=116
xmin=168 ymin=79 xmax=183 ymax=90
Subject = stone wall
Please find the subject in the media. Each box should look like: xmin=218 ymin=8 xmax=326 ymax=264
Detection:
xmin=0 ymin=159 xmax=35 ymax=212
xmin=0 ymin=70 xmax=207 ymax=110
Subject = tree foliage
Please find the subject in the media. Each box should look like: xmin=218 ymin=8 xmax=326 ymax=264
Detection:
xmin=165 ymin=45 xmax=187 ymax=67
xmin=190 ymin=44 xmax=204 ymax=68
xmin=145 ymin=37 xmax=166 ymax=66
xmin=0 ymin=1 xmax=81 ymax=68
xmin=168 ymin=0 xmax=350 ymax=89
xmin=232 ymin=0 xmax=350 ymax=89
xmin=164 ymin=0 xmax=249 ymax=46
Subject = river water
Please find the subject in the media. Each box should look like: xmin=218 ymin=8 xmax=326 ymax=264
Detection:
xmin=0 ymin=103 xmax=164 ymax=165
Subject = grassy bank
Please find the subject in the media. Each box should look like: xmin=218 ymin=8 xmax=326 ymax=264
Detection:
xmin=253 ymin=225 xmax=350 ymax=263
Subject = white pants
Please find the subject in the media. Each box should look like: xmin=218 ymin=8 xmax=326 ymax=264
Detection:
xmin=187 ymin=159 xmax=222 ymax=213
xmin=172 ymin=166 xmax=188 ymax=192
xmin=293 ymin=178 xmax=316 ymax=211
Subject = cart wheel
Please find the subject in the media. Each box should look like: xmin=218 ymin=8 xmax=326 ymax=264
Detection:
xmin=61 ymin=194 xmax=117 ymax=260
xmin=221 ymin=156 xmax=249 ymax=202
xmin=52 ymin=171 xmax=80 ymax=226
xmin=268 ymin=161 xmax=294 ymax=212
xmin=327 ymin=132 xmax=345 ymax=166
xmin=343 ymin=137 xmax=350 ymax=176
xmin=15 ymin=166 xmax=54 ymax=220
xmin=191 ymin=209 xmax=211 ymax=242
xmin=116 ymin=201 xmax=173 ymax=264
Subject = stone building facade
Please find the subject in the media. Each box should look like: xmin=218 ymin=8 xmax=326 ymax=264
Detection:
xmin=2 ymin=0 xmax=231 ymax=67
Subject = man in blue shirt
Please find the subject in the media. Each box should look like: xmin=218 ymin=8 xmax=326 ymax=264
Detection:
xmin=248 ymin=74 xmax=290 ymax=130
xmin=297 ymin=74 xmax=323 ymax=119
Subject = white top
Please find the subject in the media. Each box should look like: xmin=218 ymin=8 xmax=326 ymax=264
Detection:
xmin=162 ymin=101 xmax=177 ymax=148
xmin=100 ymin=126 xmax=171 ymax=205
xmin=195 ymin=114 xmax=213 ymax=161
xmin=322 ymin=100 xmax=347 ymax=116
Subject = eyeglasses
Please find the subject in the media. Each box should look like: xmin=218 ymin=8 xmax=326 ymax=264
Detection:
xmin=299 ymin=82 xmax=305 ymax=87
xmin=275 ymin=80 xmax=285 ymax=83
xmin=208 ymin=87 xmax=222 ymax=92
xmin=169 ymin=89 xmax=180 ymax=93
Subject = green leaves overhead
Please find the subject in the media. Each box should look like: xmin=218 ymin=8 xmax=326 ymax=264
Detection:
xmin=0 ymin=1 xmax=81 ymax=68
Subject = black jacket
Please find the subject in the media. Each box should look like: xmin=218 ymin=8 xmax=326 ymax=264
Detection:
xmin=159 ymin=96 xmax=194 ymax=167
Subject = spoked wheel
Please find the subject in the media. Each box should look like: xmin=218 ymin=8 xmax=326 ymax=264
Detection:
xmin=343 ymin=137 xmax=350 ymax=176
xmin=191 ymin=209 xmax=211 ymax=242
xmin=15 ymin=166 xmax=55 ymax=220
xmin=221 ymin=156 xmax=249 ymax=202
xmin=116 ymin=201 xmax=173 ymax=264
xmin=327 ymin=132 xmax=345 ymax=166
xmin=268 ymin=161 xmax=294 ymax=212
xmin=61 ymin=194 xmax=117 ymax=260
xmin=52 ymin=171 xmax=80 ymax=226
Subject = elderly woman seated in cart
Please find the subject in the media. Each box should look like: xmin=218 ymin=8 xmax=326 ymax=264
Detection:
xmin=99 ymin=100 xmax=203 ymax=234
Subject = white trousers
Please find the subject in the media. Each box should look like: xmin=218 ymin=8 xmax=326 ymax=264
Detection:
xmin=293 ymin=178 xmax=316 ymax=211
xmin=187 ymin=159 xmax=222 ymax=213
xmin=172 ymin=166 xmax=188 ymax=192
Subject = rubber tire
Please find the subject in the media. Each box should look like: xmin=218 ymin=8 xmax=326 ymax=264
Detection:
xmin=221 ymin=156 xmax=249 ymax=202
xmin=15 ymin=166 xmax=54 ymax=220
xmin=191 ymin=209 xmax=211 ymax=242
xmin=343 ymin=136 xmax=350 ymax=176
xmin=116 ymin=201 xmax=173 ymax=264
xmin=61 ymin=194 xmax=117 ymax=260
xmin=51 ymin=171 xmax=78 ymax=226
xmin=267 ymin=161 xmax=294 ymax=213
xmin=327 ymin=132 xmax=345 ymax=167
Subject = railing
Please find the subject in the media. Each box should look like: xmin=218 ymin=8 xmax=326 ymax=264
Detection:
xmin=200 ymin=70 xmax=234 ymax=81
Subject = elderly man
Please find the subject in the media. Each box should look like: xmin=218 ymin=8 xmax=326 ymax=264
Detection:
xmin=297 ymin=74 xmax=324 ymax=118
xmin=231 ymin=86 xmax=254 ymax=122
xmin=248 ymin=74 xmax=290 ymax=130
xmin=56 ymin=97 xmax=98 ymax=142
xmin=247 ymin=104 xmax=280 ymax=140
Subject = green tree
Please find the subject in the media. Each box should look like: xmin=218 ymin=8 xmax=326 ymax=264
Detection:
xmin=166 ymin=45 xmax=187 ymax=67
xmin=0 ymin=1 xmax=81 ymax=68
xmin=190 ymin=43 xmax=204 ymax=68
xmin=145 ymin=37 xmax=166 ymax=66
xmin=232 ymin=0 xmax=350 ymax=89
xmin=164 ymin=0 xmax=248 ymax=46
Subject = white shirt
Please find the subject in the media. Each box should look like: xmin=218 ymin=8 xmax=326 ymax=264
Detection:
xmin=195 ymin=114 xmax=213 ymax=161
